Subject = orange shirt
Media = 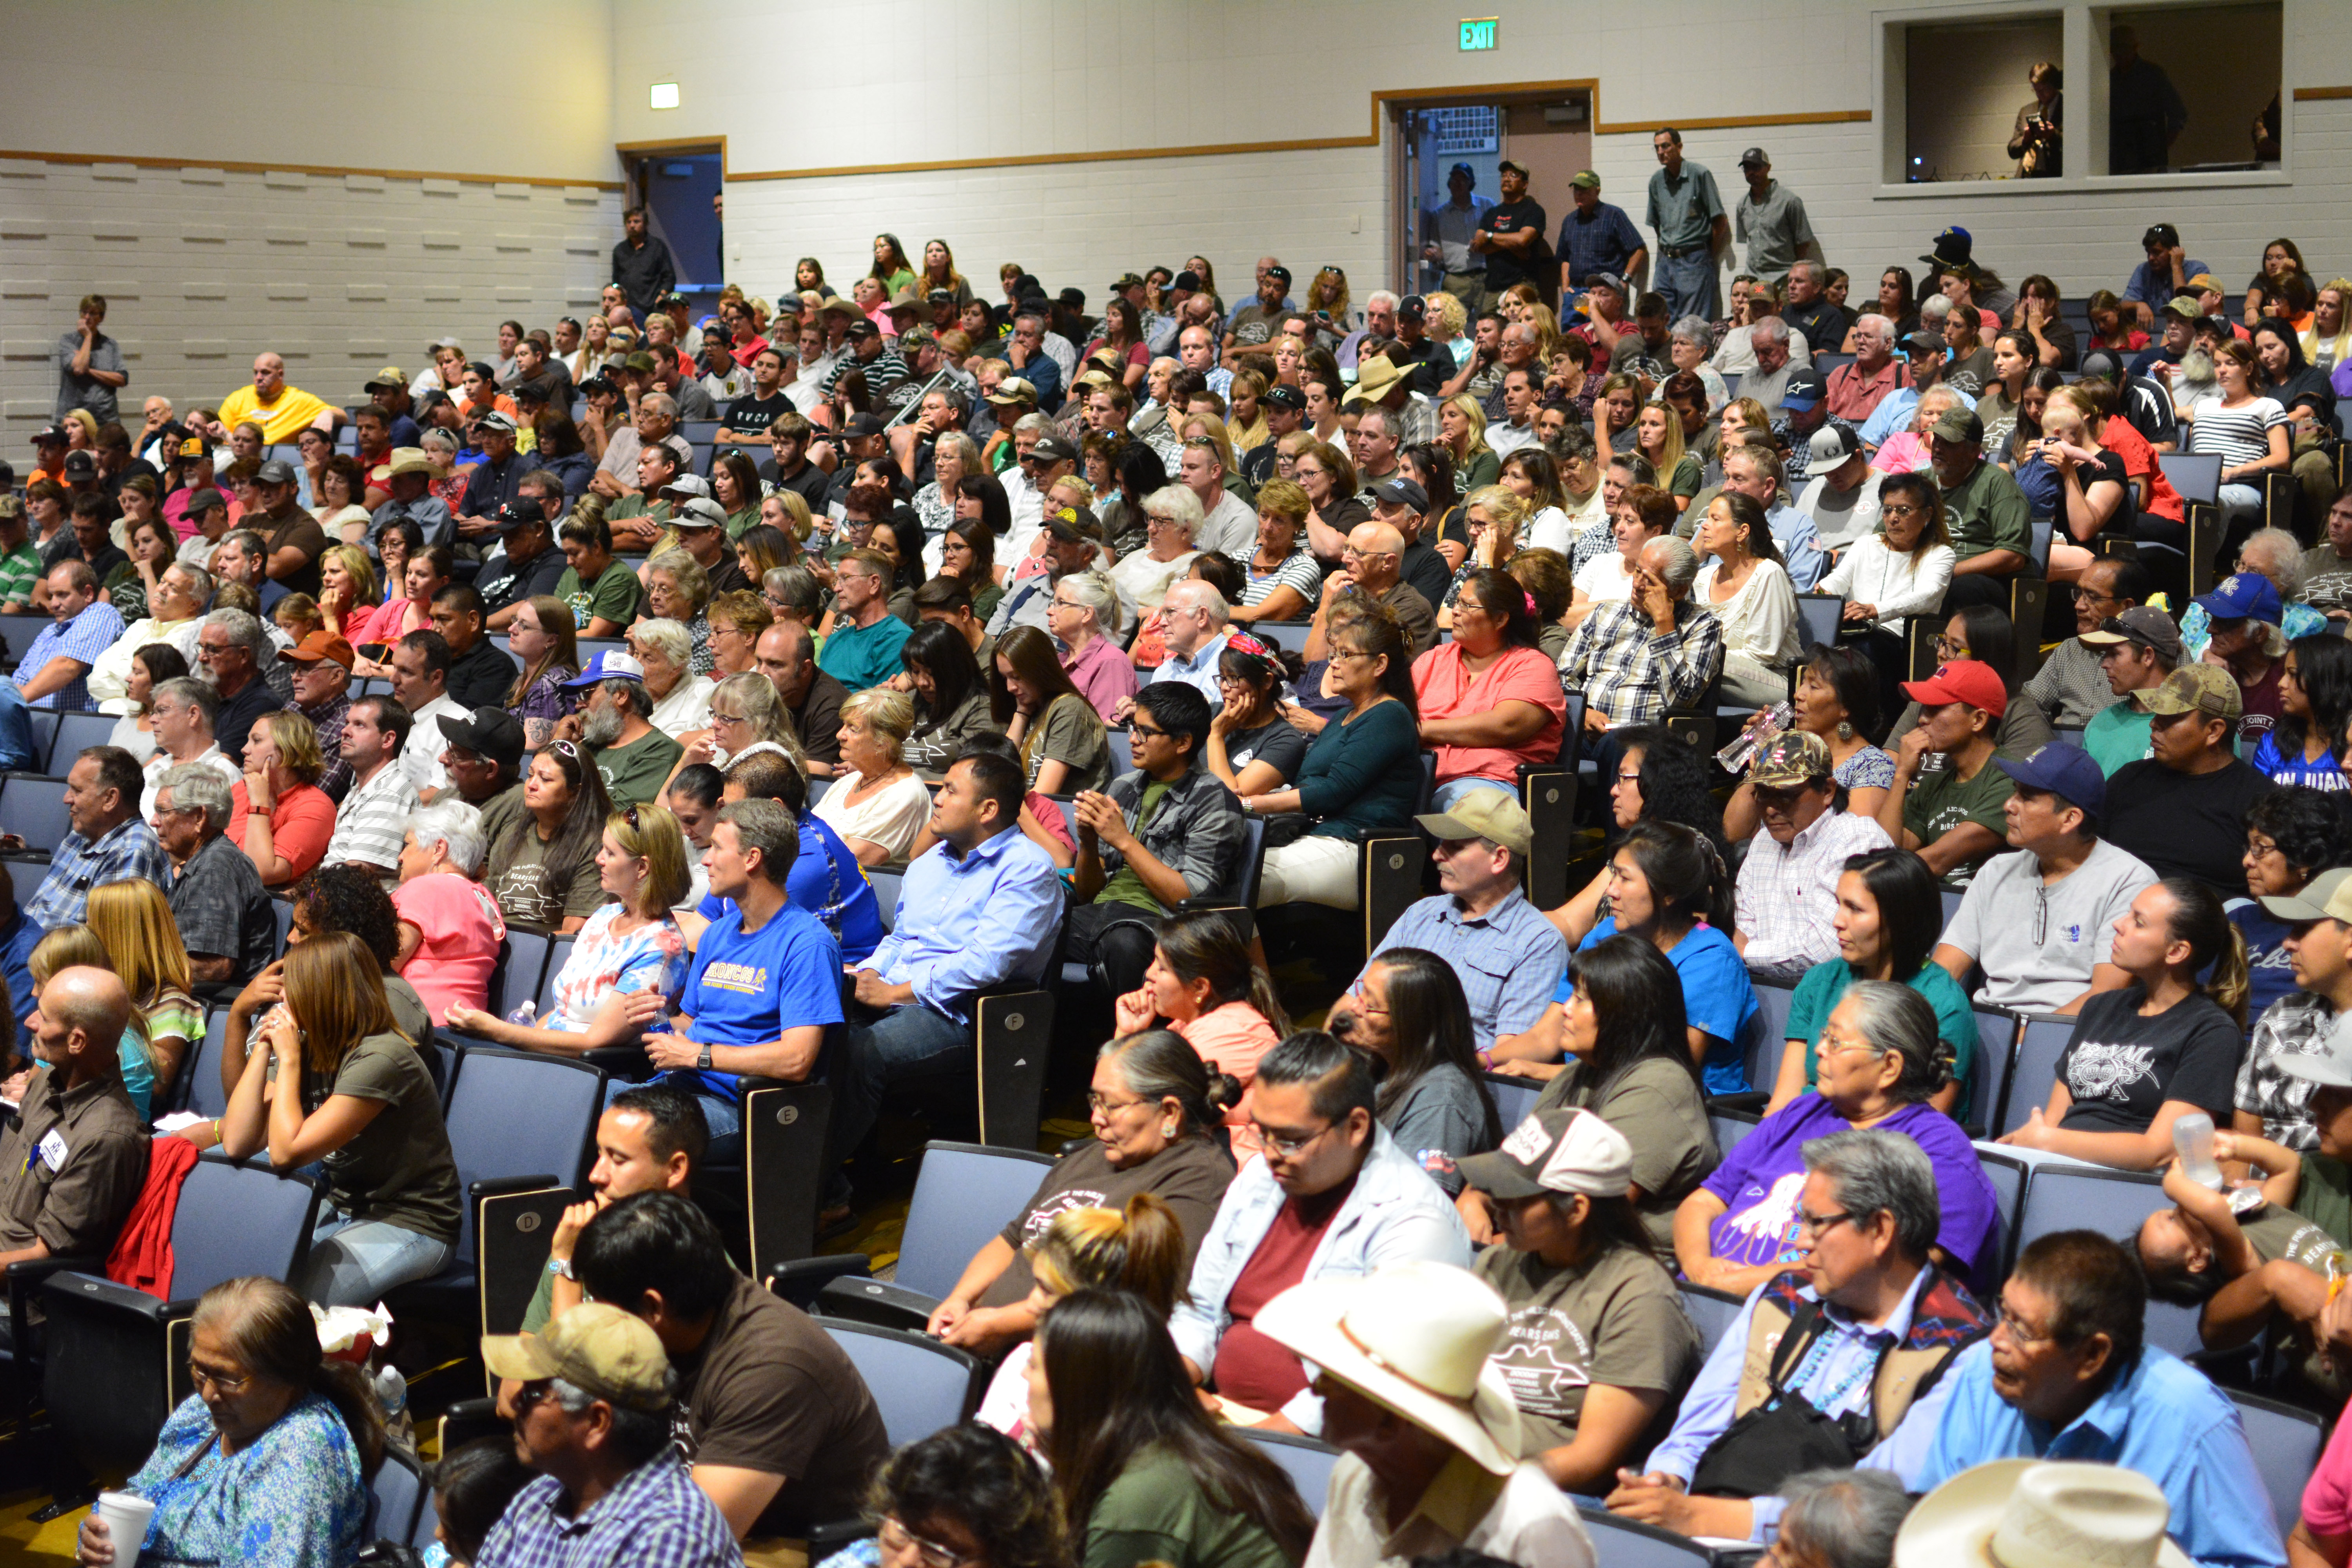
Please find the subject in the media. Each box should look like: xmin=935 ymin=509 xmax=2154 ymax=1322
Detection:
xmin=231 ymin=779 xmax=336 ymax=885
xmin=1412 ymin=641 xmax=1567 ymax=785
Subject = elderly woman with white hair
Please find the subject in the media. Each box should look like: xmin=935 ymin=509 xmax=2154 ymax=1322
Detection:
xmin=1053 ymin=568 xmax=1137 ymax=722
xmin=1110 ymin=485 xmax=1204 ymax=631
xmin=390 ymin=797 xmax=506 ymax=1027
xmin=626 ymin=617 xmax=714 ymax=738
xmin=1666 ymin=317 xmax=1730 ymax=414
xmin=643 ymin=549 xmax=715 ymax=673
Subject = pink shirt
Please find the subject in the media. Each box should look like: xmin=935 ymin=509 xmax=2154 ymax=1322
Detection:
xmin=1412 ymin=642 xmax=1566 ymax=786
xmin=1175 ymin=1000 xmax=1281 ymax=1157
xmin=1062 ymin=635 xmax=1139 ymax=723
xmin=392 ymin=872 xmax=508 ymax=1025
xmin=2307 ymin=1397 xmax=2352 ymax=1535
xmin=1870 ymin=430 xmax=1935 ymax=475
xmin=350 ymin=596 xmax=427 ymax=650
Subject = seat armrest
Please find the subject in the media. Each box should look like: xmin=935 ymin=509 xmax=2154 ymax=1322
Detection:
xmin=579 ymin=1044 xmax=650 ymax=1080
xmin=1706 ymin=1091 xmax=1769 ymax=1114
xmin=40 ymin=1270 xmax=176 ymax=1327
xmin=814 ymin=1274 xmax=937 ymax=1333
xmin=471 ymin=1174 xmax=562 ymax=1201
xmin=767 ymin=1255 xmax=873 ymax=1311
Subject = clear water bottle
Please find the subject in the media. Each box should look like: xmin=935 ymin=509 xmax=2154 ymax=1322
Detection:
xmin=2173 ymin=1111 xmax=2224 ymax=1190
xmin=375 ymin=1364 xmax=407 ymax=1421
xmin=506 ymin=999 xmax=537 ymax=1028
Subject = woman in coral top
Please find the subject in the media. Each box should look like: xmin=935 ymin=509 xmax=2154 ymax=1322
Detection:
xmin=391 ymin=798 xmax=508 ymax=1027
xmin=1114 ymin=911 xmax=1288 ymax=1158
xmin=233 ymin=711 xmax=338 ymax=889
xmin=1413 ymin=566 xmax=1567 ymax=811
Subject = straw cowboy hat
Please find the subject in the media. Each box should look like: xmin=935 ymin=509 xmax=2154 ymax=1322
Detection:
xmin=1254 ymin=1260 xmax=1522 ymax=1475
xmin=1895 ymin=1460 xmax=2193 ymax=1568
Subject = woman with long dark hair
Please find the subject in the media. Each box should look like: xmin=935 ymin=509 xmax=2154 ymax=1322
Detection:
xmin=1102 ymin=443 xmax=1170 ymax=559
xmin=1415 ymin=565 xmax=1564 ymax=808
xmin=1724 ymin=645 xmax=1892 ymax=845
xmin=1114 ymin=911 xmax=1289 ymax=1154
xmin=1508 ymin=821 xmax=1755 ymax=1095
xmin=2250 ymin=632 xmax=2352 ymax=789
xmin=1543 ymin=726 xmax=1726 ymax=945
xmin=1333 ymin=947 xmax=1501 ymax=1195
xmin=958 ymin=470 xmax=1014 ymax=548
xmin=1692 ymin=491 xmax=1798 ymax=708
xmin=868 ymin=232 xmax=915 ymax=296
xmin=900 ymin=620 xmax=998 ymax=779
xmin=482 ymin=739 xmax=613 ymax=933
xmin=991 ymin=624 xmax=1111 ymax=795
xmin=1764 ymin=847 xmax=1980 ymax=1120
xmin=1086 ymin=297 xmax=1151 ymax=392
xmin=1031 ymin=1290 xmax=1316 ymax=1568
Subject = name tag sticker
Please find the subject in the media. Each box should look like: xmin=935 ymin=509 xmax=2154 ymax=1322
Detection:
xmin=36 ymin=1130 xmax=68 ymax=1172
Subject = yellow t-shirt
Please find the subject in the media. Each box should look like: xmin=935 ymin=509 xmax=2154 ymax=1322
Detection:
xmin=217 ymin=383 xmax=335 ymax=443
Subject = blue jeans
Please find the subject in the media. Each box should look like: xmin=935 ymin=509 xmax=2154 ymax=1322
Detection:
xmin=1656 ymin=249 xmax=1718 ymax=325
xmin=297 ymin=1209 xmax=455 ymax=1307
xmin=603 ymin=1073 xmax=745 ymax=1165
xmin=1430 ymin=776 xmax=1516 ymax=813
xmin=827 ymin=1003 xmax=972 ymax=1179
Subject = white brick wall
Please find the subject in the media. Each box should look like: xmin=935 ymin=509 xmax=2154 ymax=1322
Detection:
xmin=0 ymin=159 xmax=619 ymax=428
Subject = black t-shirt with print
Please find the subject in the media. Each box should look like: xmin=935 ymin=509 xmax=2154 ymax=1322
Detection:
xmin=2056 ymin=983 xmax=2243 ymax=1136
xmin=722 ymin=390 xmax=792 ymax=439
xmin=1482 ymin=198 xmax=1550 ymax=290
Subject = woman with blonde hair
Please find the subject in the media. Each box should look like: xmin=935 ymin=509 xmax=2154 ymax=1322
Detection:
xmin=2303 ymin=277 xmax=2352 ymax=373
xmin=1440 ymin=485 xmax=1530 ymax=624
xmin=1439 ymin=393 xmax=1501 ymax=492
xmin=446 ymin=804 xmax=691 ymax=1054
xmin=643 ymin=550 xmax=715 ymax=673
xmin=503 ymin=595 xmax=579 ymax=752
xmin=235 ymin=709 xmax=336 ymax=888
xmin=918 ymin=238 xmax=972 ymax=305
xmin=1225 ymin=367 xmax=1270 ymax=453
xmin=219 ymin=930 xmax=461 ymax=1305
xmin=758 ymin=486 xmax=813 ymax=546
xmin=314 ymin=545 xmax=377 ymax=646
xmin=1632 ymin=399 xmax=1699 ymax=511
xmin=666 ymin=669 xmax=807 ymax=799
xmin=1177 ymin=410 xmax=1242 ymax=488
xmin=87 ymin=880 xmax=202 ymax=1112
xmin=18 ymin=926 xmax=155 ymax=1118
xmin=703 ymin=589 xmax=771 ymax=678
xmin=812 ymin=686 xmax=932 ymax=866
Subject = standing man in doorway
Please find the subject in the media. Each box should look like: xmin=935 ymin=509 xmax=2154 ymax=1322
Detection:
xmin=1645 ymin=127 xmax=1730 ymax=324
xmin=1421 ymin=162 xmax=1494 ymax=308
xmin=611 ymin=208 xmax=676 ymax=325
xmin=1475 ymin=160 xmax=1549 ymax=313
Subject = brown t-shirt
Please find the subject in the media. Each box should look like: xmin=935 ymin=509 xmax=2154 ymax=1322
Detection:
xmin=485 ymin=822 xmax=606 ymax=928
xmin=791 ymin=670 xmax=849 ymax=769
xmin=266 ymin=509 xmax=329 ymax=597
xmin=0 ymin=1070 xmax=146 ymax=1256
xmin=303 ymin=1031 xmax=461 ymax=1244
xmin=673 ymin=1273 xmax=892 ymax=1536
xmin=978 ymin=1135 xmax=1236 ymax=1310
xmin=1536 ymin=1055 xmax=1720 ymax=1248
xmin=1473 ymin=1238 xmax=1699 ymax=1461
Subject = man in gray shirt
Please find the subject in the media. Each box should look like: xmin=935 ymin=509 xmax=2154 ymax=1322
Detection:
xmin=1731 ymin=149 xmax=1819 ymax=288
xmin=1644 ymin=127 xmax=1729 ymax=324
xmin=56 ymin=295 xmax=127 ymax=425
xmin=2024 ymin=557 xmax=2155 ymax=728
xmin=1931 ymin=743 xmax=2156 ymax=1017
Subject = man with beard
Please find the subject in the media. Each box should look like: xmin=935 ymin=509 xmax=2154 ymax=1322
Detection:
xmin=568 ymin=652 xmax=682 ymax=810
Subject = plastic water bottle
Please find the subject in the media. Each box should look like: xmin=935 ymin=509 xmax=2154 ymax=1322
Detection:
xmin=506 ymin=999 xmax=537 ymax=1028
xmin=2173 ymin=1111 xmax=2224 ymax=1190
xmin=375 ymin=1365 xmax=407 ymax=1421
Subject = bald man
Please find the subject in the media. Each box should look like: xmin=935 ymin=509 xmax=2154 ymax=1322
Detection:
xmin=1305 ymin=520 xmax=1437 ymax=659
xmin=0 ymin=967 xmax=143 ymax=1316
xmin=215 ymin=352 xmax=336 ymax=444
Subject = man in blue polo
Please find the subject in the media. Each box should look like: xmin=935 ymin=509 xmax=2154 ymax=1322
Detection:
xmin=1555 ymin=171 xmax=1646 ymax=295
xmin=13 ymin=561 xmax=125 ymax=712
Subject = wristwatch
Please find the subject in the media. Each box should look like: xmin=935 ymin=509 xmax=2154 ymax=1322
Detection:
xmin=546 ymin=1256 xmax=574 ymax=1280
xmin=697 ymin=1044 xmax=713 ymax=1071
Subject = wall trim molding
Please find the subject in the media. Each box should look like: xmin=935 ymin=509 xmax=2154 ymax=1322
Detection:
xmin=2294 ymin=85 xmax=2352 ymax=100
xmin=0 ymin=149 xmax=621 ymax=191
xmin=724 ymin=79 xmax=1871 ymax=183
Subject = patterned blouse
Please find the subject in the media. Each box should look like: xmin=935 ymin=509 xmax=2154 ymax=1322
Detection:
xmin=1835 ymin=745 xmax=1897 ymax=794
xmin=550 ymin=904 xmax=688 ymax=1032
xmin=509 ymin=661 xmax=578 ymax=752
xmin=122 ymin=1392 xmax=366 ymax=1568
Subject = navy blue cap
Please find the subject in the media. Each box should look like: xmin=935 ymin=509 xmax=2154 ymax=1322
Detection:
xmin=1994 ymin=744 xmax=2109 ymax=822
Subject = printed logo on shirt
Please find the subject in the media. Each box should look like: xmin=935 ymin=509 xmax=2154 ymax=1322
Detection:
xmin=2065 ymin=1041 xmax=2158 ymax=1104
xmin=1017 ymin=1188 xmax=1109 ymax=1246
xmin=1716 ymin=1171 xmax=1808 ymax=1267
xmin=1492 ymin=1305 xmax=1595 ymax=1418
xmin=700 ymin=961 xmax=771 ymax=996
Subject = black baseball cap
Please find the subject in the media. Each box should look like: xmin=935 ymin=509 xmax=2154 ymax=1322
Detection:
xmin=1171 ymin=270 xmax=1203 ymax=292
xmin=841 ymin=412 xmax=888 ymax=439
xmin=492 ymin=497 xmax=548 ymax=534
xmin=1265 ymin=265 xmax=1292 ymax=286
xmin=1264 ymin=385 xmax=1307 ymax=412
xmin=436 ymin=707 xmax=526 ymax=768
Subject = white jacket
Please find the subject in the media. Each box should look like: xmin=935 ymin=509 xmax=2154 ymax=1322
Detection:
xmin=1817 ymin=536 xmax=1957 ymax=633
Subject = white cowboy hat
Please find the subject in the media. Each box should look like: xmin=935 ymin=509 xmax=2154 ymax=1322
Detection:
xmin=1895 ymin=1460 xmax=2193 ymax=1568
xmin=1253 ymin=1260 xmax=1521 ymax=1475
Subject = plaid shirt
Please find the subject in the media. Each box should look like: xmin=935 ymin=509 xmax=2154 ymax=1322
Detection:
xmin=1735 ymin=807 xmax=1896 ymax=982
xmin=474 ymin=1449 xmax=740 ymax=1568
xmin=1368 ymin=887 xmax=1568 ymax=1055
xmin=1558 ymin=597 xmax=1724 ymax=727
xmin=28 ymin=817 xmax=174 ymax=931
xmin=15 ymin=600 xmax=127 ymax=712
xmin=301 ymin=694 xmax=354 ymax=801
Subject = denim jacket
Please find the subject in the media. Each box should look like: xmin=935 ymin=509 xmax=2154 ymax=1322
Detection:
xmin=1170 ymin=1124 xmax=1470 ymax=1430
xmin=1094 ymin=762 xmax=1248 ymax=907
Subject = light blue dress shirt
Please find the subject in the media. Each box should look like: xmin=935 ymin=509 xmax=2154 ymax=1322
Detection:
xmin=1766 ymin=504 xmax=1828 ymax=591
xmin=1151 ymin=630 xmax=1231 ymax=708
xmin=865 ymin=825 xmax=1062 ymax=1025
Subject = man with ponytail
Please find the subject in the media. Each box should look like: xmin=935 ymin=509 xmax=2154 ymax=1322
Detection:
xmin=1999 ymin=876 xmax=2250 ymax=1170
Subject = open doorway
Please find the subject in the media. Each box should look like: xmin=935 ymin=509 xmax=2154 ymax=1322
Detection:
xmin=1392 ymin=90 xmax=1591 ymax=307
xmin=619 ymin=141 xmax=726 ymax=317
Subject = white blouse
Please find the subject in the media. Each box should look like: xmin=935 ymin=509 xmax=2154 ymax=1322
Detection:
xmin=1694 ymin=557 xmax=1801 ymax=668
xmin=812 ymin=769 xmax=934 ymax=862
xmin=648 ymin=674 xmax=716 ymax=739
xmin=1572 ymin=551 xmax=1637 ymax=605
xmin=1816 ymin=537 xmax=1958 ymax=633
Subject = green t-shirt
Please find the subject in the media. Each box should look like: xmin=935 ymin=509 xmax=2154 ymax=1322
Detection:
xmin=555 ymin=558 xmax=645 ymax=633
xmin=1099 ymin=779 xmax=1174 ymax=913
xmin=590 ymin=726 xmax=684 ymax=809
xmin=0 ymin=542 xmax=41 ymax=608
xmin=1940 ymin=458 xmax=2032 ymax=563
xmin=1082 ymin=1443 xmax=1296 ymax=1568
xmin=1785 ymin=957 xmax=1981 ymax=1122
xmin=2293 ymin=1151 xmax=2352 ymax=1245
xmin=1902 ymin=755 xmax=2016 ymax=889
xmin=2084 ymin=698 xmax=2154 ymax=777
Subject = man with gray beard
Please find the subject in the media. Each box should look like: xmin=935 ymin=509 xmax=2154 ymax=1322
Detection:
xmin=564 ymin=652 xmax=681 ymax=809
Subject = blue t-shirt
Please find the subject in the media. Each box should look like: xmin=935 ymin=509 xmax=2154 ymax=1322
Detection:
xmin=2230 ymin=900 xmax=2299 ymax=1030
xmin=672 ymin=902 xmax=846 ymax=1098
xmin=697 ymin=812 xmax=884 ymax=965
xmin=816 ymin=614 xmax=913 ymax=693
xmin=2249 ymin=731 xmax=2350 ymax=791
xmin=1576 ymin=918 xmax=1760 ymax=1094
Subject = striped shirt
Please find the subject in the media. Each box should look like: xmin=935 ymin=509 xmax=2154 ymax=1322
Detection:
xmin=2187 ymin=394 xmax=2290 ymax=469
xmin=14 ymin=600 xmax=127 ymax=712
xmin=323 ymin=760 xmax=417 ymax=873
xmin=821 ymin=347 xmax=908 ymax=399
xmin=1558 ymin=597 xmax=1725 ymax=728
xmin=1241 ymin=548 xmax=1323 ymax=610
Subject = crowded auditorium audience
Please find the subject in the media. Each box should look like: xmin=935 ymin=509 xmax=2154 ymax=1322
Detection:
xmin=22 ymin=181 xmax=2352 ymax=1568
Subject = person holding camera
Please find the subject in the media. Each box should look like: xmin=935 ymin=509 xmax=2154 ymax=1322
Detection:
xmin=2008 ymin=63 xmax=2065 ymax=178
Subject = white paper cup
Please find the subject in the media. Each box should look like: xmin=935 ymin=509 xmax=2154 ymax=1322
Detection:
xmin=94 ymin=1490 xmax=156 ymax=1568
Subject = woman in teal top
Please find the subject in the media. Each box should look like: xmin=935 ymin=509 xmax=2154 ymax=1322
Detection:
xmin=1033 ymin=1290 xmax=1315 ymax=1568
xmin=1249 ymin=600 xmax=1423 ymax=911
xmin=1764 ymin=845 xmax=1979 ymax=1122
xmin=1503 ymin=821 xmax=1758 ymax=1095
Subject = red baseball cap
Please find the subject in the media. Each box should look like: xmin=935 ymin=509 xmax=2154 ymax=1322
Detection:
xmin=1900 ymin=659 xmax=2007 ymax=718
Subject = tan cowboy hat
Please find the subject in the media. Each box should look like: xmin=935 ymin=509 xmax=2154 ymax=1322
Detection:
xmin=1895 ymin=1461 xmax=2193 ymax=1568
xmin=382 ymin=446 xmax=431 ymax=480
xmin=1254 ymin=1261 xmax=1521 ymax=1475
xmin=1341 ymin=354 xmax=1405 ymax=406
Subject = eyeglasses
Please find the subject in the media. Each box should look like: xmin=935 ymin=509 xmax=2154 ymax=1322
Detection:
xmin=187 ymin=1361 xmax=252 ymax=1395
xmin=1993 ymin=1301 xmax=2057 ymax=1344
xmin=1933 ymin=635 xmax=1971 ymax=659
xmin=1129 ymin=722 xmax=1168 ymax=739
xmin=1085 ymin=1090 xmax=1150 ymax=1114
xmin=879 ymin=1517 xmax=974 ymax=1568
xmin=1794 ymin=1208 xmax=1857 ymax=1240
xmin=1345 ymin=982 xmax=1391 ymax=1020
xmin=1252 ymin=1119 xmax=1335 ymax=1158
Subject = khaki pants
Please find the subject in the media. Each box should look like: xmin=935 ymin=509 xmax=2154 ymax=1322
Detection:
xmin=1441 ymin=271 xmax=1490 ymax=315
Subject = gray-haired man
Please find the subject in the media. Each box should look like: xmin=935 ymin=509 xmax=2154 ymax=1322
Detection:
xmin=154 ymin=763 xmax=275 ymax=990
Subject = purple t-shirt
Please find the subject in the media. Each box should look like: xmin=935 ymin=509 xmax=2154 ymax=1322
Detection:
xmin=1698 ymin=1096 xmax=2001 ymax=1294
